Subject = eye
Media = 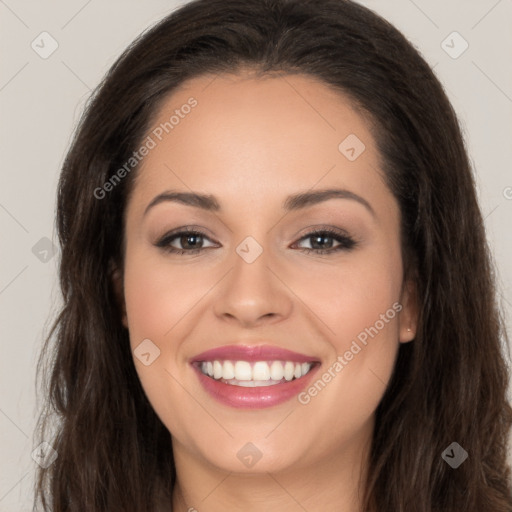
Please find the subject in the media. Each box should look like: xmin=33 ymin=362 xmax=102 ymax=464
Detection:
xmin=155 ymin=227 xmax=217 ymax=255
xmin=293 ymin=228 xmax=357 ymax=255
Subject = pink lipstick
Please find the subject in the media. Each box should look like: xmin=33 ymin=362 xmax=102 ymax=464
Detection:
xmin=190 ymin=344 xmax=320 ymax=408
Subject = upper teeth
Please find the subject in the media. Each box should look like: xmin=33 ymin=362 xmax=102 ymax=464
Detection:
xmin=200 ymin=360 xmax=312 ymax=382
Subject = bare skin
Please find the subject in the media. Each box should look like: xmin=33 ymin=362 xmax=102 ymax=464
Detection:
xmin=115 ymin=69 xmax=418 ymax=512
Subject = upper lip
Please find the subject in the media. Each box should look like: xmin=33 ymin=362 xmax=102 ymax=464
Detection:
xmin=190 ymin=344 xmax=320 ymax=363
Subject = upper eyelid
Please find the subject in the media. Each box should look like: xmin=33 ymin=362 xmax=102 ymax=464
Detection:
xmin=156 ymin=228 xmax=215 ymax=245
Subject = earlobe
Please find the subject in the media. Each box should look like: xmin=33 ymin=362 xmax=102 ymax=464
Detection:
xmin=398 ymin=279 xmax=419 ymax=343
xmin=111 ymin=265 xmax=128 ymax=329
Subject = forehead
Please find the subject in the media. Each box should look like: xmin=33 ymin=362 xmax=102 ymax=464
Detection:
xmin=128 ymin=71 xmax=394 ymax=221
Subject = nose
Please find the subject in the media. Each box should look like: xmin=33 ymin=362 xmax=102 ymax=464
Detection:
xmin=212 ymin=244 xmax=293 ymax=328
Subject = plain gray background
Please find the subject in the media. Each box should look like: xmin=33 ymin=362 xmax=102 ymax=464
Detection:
xmin=1 ymin=0 xmax=511 ymax=510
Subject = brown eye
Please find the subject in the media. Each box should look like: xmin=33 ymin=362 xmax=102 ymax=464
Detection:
xmin=294 ymin=229 xmax=357 ymax=255
xmin=156 ymin=229 xmax=216 ymax=254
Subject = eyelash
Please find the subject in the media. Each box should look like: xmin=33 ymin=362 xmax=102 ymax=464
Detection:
xmin=155 ymin=226 xmax=357 ymax=255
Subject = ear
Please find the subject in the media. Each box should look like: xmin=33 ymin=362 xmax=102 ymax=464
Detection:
xmin=398 ymin=278 xmax=419 ymax=343
xmin=111 ymin=263 xmax=128 ymax=329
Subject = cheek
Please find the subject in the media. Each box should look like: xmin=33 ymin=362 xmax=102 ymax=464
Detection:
xmin=295 ymin=241 xmax=402 ymax=350
xmin=292 ymin=241 xmax=403 ymax=420
xmin=122 ymin=248 xmax=203 ymax=436
xmin=123 ymin=247 xmax=205 ymax=344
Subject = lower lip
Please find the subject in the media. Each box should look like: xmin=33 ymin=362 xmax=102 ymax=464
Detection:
xmin=192 ymin=364 xmax=320 ymax=409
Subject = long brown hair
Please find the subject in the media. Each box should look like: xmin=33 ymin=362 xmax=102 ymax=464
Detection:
xmin=34 ymin=0 xmax=512 ymax=510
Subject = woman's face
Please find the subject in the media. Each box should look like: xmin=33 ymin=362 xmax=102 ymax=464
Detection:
xmin=118 ymin=71 xmax=417 ymax=475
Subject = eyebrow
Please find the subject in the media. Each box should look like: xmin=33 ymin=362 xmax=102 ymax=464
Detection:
xmin=143 ymin=188 xmax=375 ymax=217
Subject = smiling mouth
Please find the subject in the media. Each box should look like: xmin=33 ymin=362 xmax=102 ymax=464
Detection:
xmin=195 ymin=359 xmax=317 ymax=387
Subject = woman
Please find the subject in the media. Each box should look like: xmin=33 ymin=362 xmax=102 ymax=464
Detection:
xmin=34 ymin=0 xmax=512 ymax=510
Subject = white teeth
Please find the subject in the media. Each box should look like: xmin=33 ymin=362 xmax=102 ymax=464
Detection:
xmin=284 ymin=361 xmax=295 ymax=381
xmin=234 ymin=361 xmax=252 ymax=381
xmin=253 ymin=361 xmax=271 ymax=381
xmin=213 ymin=360 xmax=223 ymax=379
xmin=235 ymin=380 xmax=256 ymax=387
xmin=229 ymin=379 xmax=283 ymax=387
xmin=199 ymin=359 xmax=314 ymax=385
xmin=270 ymin=361 xmax=284 ymax=380
xmin=223 ymin=360 xmax=235 ymax=379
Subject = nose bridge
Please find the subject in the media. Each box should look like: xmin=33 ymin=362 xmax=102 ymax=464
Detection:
xmin=212 ymin=232 xmax=292 ymax=325
xmin=234 ymin=235 xmax=274 ymax=286
xmin=230 ymin=232 xmax=277 ymax=298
